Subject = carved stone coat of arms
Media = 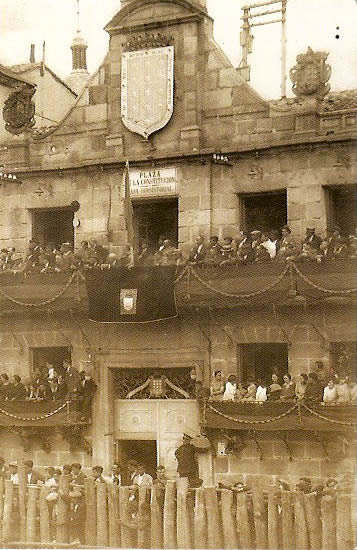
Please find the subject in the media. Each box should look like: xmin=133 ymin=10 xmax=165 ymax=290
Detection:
xmin=290 ymin=46 xmax=331 ymax=100
xmin=121 ymin=43 xmax=174 ymax=139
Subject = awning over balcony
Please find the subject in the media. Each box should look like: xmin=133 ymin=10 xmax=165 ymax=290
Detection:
xmin=0 ymin=400 xmax=86 ymax=426
xmin=205 ymin=401 xmax=356 ymax=432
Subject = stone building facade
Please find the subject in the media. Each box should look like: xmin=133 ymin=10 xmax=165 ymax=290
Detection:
xmin=0 ymin=0 xmax=355 ymax=488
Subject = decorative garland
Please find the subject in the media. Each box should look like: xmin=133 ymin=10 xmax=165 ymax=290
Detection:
xmin=292 ymin=263 xmax=356 ymax=295
xmin=0 ymin=401 xmax=69 ymax=421
xmin=208 ymin=401 xmax=356 ymax=428
xmin=190 ymin=264 xmax=290 ymax=299
xmin=0 ymin=272 xmax=76 ymax=307
xmin=0 ymin=263 xmax=354 ymax=310
xmin=301 ymin=402 xmax=356 ymax=427
xmin=207 ymin=402 xmax=298 ymax=424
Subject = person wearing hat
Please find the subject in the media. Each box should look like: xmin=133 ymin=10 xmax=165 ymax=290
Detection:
xmin=303 ymin=227 xmax=322 ymax=251
xmin=24 ymin=459 xmax=44 ymax=485
xmin=174 ymin=433 xmax=199 ymax=488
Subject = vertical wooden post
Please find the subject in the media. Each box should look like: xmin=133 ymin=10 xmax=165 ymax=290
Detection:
xmin=137 ymin=487 xmax=150 ymax=548
xmin=39 ymin=485 xmax=51 ymax=543
xmin=236 ymin=491 xmax=253 ymax=549
xmin=194 ymin=487 xmax=207 ymax=549
xmin=321 ymin=495 xmax=336 ymax=550
xmin=151 ymin=484 xmax=163 ymax=549
xmin=17 ymin=462 xmax=27 ymax=542
xmin=294 ymin=491 xmax=309 ymax=550
xmin=163 ymin=480 xmax=177 ymax=549
xmin=336 ymin=493 xmax=353 ymax=550
xmin=176 ymin=478 xmax=192 ymax=549
xmin=281 ymin=491 xmax=295 ymax=550
xmin=2 ymin=480 xmax=14 ymax=543
xmin=304 ymin=493 xmax=322 ymax=550
xmin=220 ymin=489 xmax=238 ymax=549
xmin=0 ymin=476 xmax=4 ymax=541
xmin=204 ymin=487 xmax=223 ymax=550
xmin=351 ymin=495 xmax=356 ymax=548
xmin=119 ymin=486 xmax=134 ymax=549
xmin=84 ymin=477 xmax=97 ymax=546
xmin=97 ymin=481 xmax=109 ymax=547
xmin=108 ymin=484 xmax=121 ymax=548
xmin=267 ymin=488 xmax=279 ymax=550
xmin=252 ymin=482 xmax=268 ymax=549
xmin=26 ymin=485 xmax=39 ymax=543
xmin=56 ymin=474 xmax=70 ymax=543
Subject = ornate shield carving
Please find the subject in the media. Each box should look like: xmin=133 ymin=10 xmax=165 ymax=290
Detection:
xmin=121 ymin=46 xmax=174 ymax=139
xmin=3 ymin=85 xmax=36 ymax=135
xmin=290 ymin=47 xmax=331 ymax=100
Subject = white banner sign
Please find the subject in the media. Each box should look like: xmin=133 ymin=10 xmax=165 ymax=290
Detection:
xmin=129 ymin=168 xmax=177 ymax=197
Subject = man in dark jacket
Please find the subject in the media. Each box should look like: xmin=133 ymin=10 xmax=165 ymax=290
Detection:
xmin=78 ymin=371 xmax=97 ymax=421
xmin=9 ymin=375 xmax=27 ymax=400
xmin=24 ymin=459 xmax=44 ymax=484
xmin=303 ymin=228 xmax=322 ymax=251
xmin=174 ymin=433 xmax=199 ymax=487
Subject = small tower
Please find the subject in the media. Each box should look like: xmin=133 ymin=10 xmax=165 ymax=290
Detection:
xmin=65 ymin=0 xmax=90 ymax=94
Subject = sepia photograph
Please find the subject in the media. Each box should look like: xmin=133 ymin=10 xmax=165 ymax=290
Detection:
xmin=0 ymin=0 xmax=356 ymax=548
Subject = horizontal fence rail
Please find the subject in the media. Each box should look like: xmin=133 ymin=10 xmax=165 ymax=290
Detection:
xmin=0 ymin=475 xmax=356 ymax=549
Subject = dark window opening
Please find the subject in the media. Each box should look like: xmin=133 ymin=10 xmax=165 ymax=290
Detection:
xmin=239 ymin=190 xmax=287 ymax=234
xmin=31 ymin=346 xmax=71 ymax=377
xmin=324 ymin=185 xmax=356 ymax=236
xmin=237 ymin=343 xmax=289 ymax=383
xmin=133 ymin=198 xmax=178 ymax=252
xmin=112 ymin=367 xmax=194 ymax=399
xmin=31 ymin=208 xmax=74 ymax=249
xmin=116 ymin=440 xmax=157 ymax=480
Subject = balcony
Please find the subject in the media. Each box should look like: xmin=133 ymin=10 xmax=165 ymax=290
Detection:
xmin=0 ymin=260 xmax=355 ymax=316
xmin=0 ymin=399 xmax=91 ymax=454
xmin=204 ymin=400 xmax=356 ymax=433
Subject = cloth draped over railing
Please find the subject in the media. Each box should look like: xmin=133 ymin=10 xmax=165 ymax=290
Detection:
xmin=205 ymin=401 xmax=357 ymax=432
xmin=0 ymin=261 xmax=355 ymax=314
xmin=0 ymin=400 xmax=85 ymax=426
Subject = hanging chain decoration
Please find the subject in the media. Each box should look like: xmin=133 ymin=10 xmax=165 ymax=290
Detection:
xmin=207 ymin=402 xmax=298 ymax=424
xmin=301 ymin=402 xmax=356 ymax=427
xmin=0 ymin=262 xmax=354 ymax=310
xmin=292 ymin=263 xmax=356 ymax=295
xmin=0 ymin=401 xmax=70 ymax=422
xmin=189 ymin=264 xmax=290 ymax=299
xmin=0 ymin=271 xmax=76 ymax=307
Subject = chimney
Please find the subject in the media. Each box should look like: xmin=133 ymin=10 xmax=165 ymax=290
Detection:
xmin=30 ymin=44 xmax=35 ymax=63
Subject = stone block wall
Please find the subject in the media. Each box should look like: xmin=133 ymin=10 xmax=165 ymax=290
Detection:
xmin=214 ymin=431 xmax=355 ymax=489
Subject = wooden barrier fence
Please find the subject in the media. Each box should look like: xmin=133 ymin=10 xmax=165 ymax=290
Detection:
xmin=0 ymin=475 xmax=356 ymax=549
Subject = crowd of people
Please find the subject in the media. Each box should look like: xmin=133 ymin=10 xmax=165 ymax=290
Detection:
xmin=0 ymin=360 xmax=97 ymax=420
xmin=0 ymin=225 xmax=355 ymax=274
xmin=0 ymin=457 xmax=167 ymax=544
xmin=0 ymin=450 xmax=352 ymax=544
xmin=210 ymin=361 xmax=357 ymax=405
